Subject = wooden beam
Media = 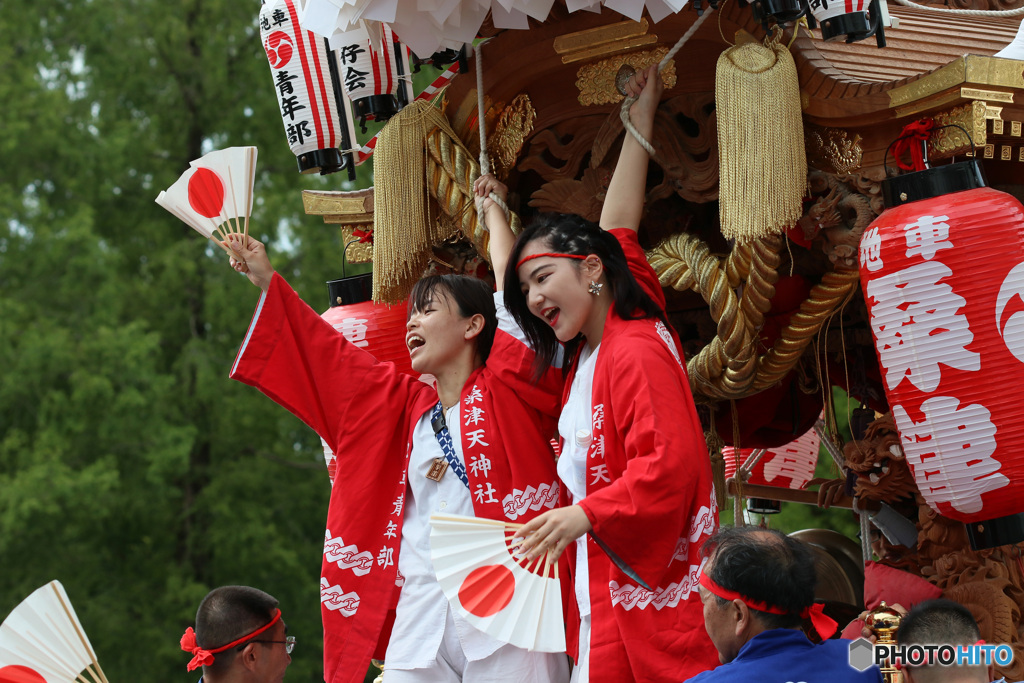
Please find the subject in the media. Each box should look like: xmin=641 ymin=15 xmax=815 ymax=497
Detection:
xmin=727 ymin=480 xmax=854 ymax=510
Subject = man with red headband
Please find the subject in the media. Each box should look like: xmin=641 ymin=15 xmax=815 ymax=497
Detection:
xmin=180 ymin=586 xmax=293 ymax=683
xmin=686 ymin=526 xmax=881 ymax=683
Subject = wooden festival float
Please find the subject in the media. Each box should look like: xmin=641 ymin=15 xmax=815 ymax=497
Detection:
xmin=271 ymin=0 xmax=1024 ymax=676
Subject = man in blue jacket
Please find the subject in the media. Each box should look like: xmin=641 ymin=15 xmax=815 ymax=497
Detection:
xmin=685 ymin=526 xmax=881 ymax=683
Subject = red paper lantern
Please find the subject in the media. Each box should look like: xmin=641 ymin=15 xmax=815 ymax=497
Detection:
xmin=859 ymin=160 xmax=1024 ymax=549
xmin=722 ymin=426 xmax=821 ymax=490
xmin=319 ymin=273 xmax=417 ymax=484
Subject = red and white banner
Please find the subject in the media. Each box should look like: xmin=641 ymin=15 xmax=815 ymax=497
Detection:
xmin=859 ymin=186 xmax=1024 ymax=523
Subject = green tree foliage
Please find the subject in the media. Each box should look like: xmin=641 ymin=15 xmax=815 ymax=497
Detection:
xmin=0 ymin=1 xmax=387 ymax=680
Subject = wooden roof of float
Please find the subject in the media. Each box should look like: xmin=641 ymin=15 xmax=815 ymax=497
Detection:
xmin=305 ymin=1 xmax=1024 ymax=231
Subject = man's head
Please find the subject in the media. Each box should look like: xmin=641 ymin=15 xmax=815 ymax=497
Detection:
xmin=183 ymin=585 xmax=292 ymax=683
xmin=897 ymin=599 xmax=992 ymax=683
xmin=698 ymin=526 xmax=819 ymax=663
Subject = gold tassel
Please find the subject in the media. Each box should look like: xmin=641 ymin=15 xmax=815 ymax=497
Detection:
xmin=715 ymin=31 xmax=806 ymax=245
xmin=372 ymin=100 xmax=464 ymax=303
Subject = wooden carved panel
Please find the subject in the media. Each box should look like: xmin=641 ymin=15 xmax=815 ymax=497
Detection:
xmin=521 ymin=92 xmax=719 ymax=223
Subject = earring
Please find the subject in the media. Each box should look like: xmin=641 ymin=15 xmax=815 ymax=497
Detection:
xmin=588 ymin=280 xmax=603 ymax=296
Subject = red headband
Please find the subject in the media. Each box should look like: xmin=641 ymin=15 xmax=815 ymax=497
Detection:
xmin=515 ymin=252 xmax=586 ymax=270
xmin=699 ymin=572 xmax=838 ymax=640
xmin=180 ymin=608 xmax=282 ymax=671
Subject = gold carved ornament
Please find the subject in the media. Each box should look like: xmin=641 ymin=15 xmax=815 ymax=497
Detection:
xmin=928 ymin=101 xmax=988 ymax=160
xmin=647 ymin=234 xmax=861 ymax=401
xmin=485 ymin=94 xmax=537 ymax=182
xmin=804 ymin=125 xmax=863 ymax=175
xmin=575 ymin=48 xmax=678 ymax=107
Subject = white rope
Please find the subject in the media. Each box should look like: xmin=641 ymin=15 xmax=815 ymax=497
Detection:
xmin=738 ymin=448 xmax=767 ymax=478
xmin=860 ymin=508 xmax=873 ymax=564
xmin=889 ymin=0 xmax=1024 ymax=16
xmin=474 ymin=41 xmax=510 ymax=233
xmin=620 ymin=7 xmax=716 ymax=154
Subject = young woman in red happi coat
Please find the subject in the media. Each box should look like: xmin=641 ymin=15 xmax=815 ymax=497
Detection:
xmin=223 ymin=204 xmax=570 ymax=683
xmin=499 ymin=66 xmax=720 ymax=683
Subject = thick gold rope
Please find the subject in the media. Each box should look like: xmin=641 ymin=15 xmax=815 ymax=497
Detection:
xmin=752 ymin=268 xmax=861 ymax=391
xmin=425 ymin=127 xmax=521 ymax=262
xmin=649 ymin=233 xmax=856 ymax=401
xmin=649 ymin=233 xmax=781 ymax=400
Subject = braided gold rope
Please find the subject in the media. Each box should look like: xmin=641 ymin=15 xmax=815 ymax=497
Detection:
xmin=740 ymin=237 xmax=782 ymax=340
xmin=724 ymin=243 xmax=752 ymax=290
xmin=426 ymin=130 xmax=475 ymax=242
xmin=648 ymin=233 xmax=781 ymax=400
xmin=651 ymin=232 xmax=858 ymax=400
xmin=425 ymin=127 xmax=521 ymax=262
xmin=753 ymin=268 xmax=861 ymax=391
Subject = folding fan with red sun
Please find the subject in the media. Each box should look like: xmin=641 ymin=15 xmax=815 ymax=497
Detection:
xmin=429 ymin=514 xmax=565 ymax=653
xmin=0 ymin=581 xmax=110 ymax=683
xmin=155 ymin=146 xmax=257 ymax=257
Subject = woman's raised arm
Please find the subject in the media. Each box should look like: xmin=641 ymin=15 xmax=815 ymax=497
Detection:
xmin=475 ymin=174 xmax=513 ymax=291
xmin=599 ymin=65 xmax=663 ymax=235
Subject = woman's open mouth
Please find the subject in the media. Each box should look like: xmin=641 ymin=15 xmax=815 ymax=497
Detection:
xmin=407 ymin=335 xmax=425 ymax=356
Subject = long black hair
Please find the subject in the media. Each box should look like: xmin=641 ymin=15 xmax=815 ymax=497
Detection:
xmin=408 ymin=274 xmax=498 ymax=362
xmin=503 ymin=213 xmax=668 ymax=375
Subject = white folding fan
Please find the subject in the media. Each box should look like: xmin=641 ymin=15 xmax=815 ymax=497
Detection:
xmin=429 ymin=514 xmax=565 ymax=653
xmin=0 ymin=580 xmax=109 ymax=683
xmin=155 ymin=146 xmax=257 ymax=257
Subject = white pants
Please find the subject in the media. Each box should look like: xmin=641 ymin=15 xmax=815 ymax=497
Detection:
xmin=569 ymin=615 xmax=591 ymax=683
xmin=383 ymin=610 xmax=570 ymax=683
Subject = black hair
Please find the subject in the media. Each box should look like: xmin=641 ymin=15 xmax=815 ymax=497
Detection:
xmin=409 ymin=274 xmax=498 ymax=362
xmin=897 ymin=599 xmax=981 ymax=646
xmin=195 ymin=585 xmax=279 ymax=672
xmin=701 ymin=526 xmax=817 ymax=630
xmin=503 ymin=213 xmax=669 ymax=375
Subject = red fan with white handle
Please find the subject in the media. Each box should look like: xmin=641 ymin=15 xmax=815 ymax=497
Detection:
xmin=155 ymin=146 xmax=257 ymax=256
xmin=0 ymin=580 xmax=109 ymax=683
xmin=429 ymin=514 xmax=565 ymax=653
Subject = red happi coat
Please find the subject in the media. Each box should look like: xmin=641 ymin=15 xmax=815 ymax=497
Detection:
xmin=566 ymin=229 xmax=720 ymax=682
xmin=230 ymin=274 xmax=565 ymax=683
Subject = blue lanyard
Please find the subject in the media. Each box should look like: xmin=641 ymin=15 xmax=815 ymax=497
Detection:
xmin=430 ymin=401 xmax=470 ymax=489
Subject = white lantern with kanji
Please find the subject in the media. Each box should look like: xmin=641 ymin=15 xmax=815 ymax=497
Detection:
xmin=807 ymin=0 xmax=874 ymax=42
xmin=330 ymin=24 xmax=410 ymax=131
xmin=859 ymin=160 xmax=1024 ymax=549
xmin=260 ymin=0 xmax=347 ymax=174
